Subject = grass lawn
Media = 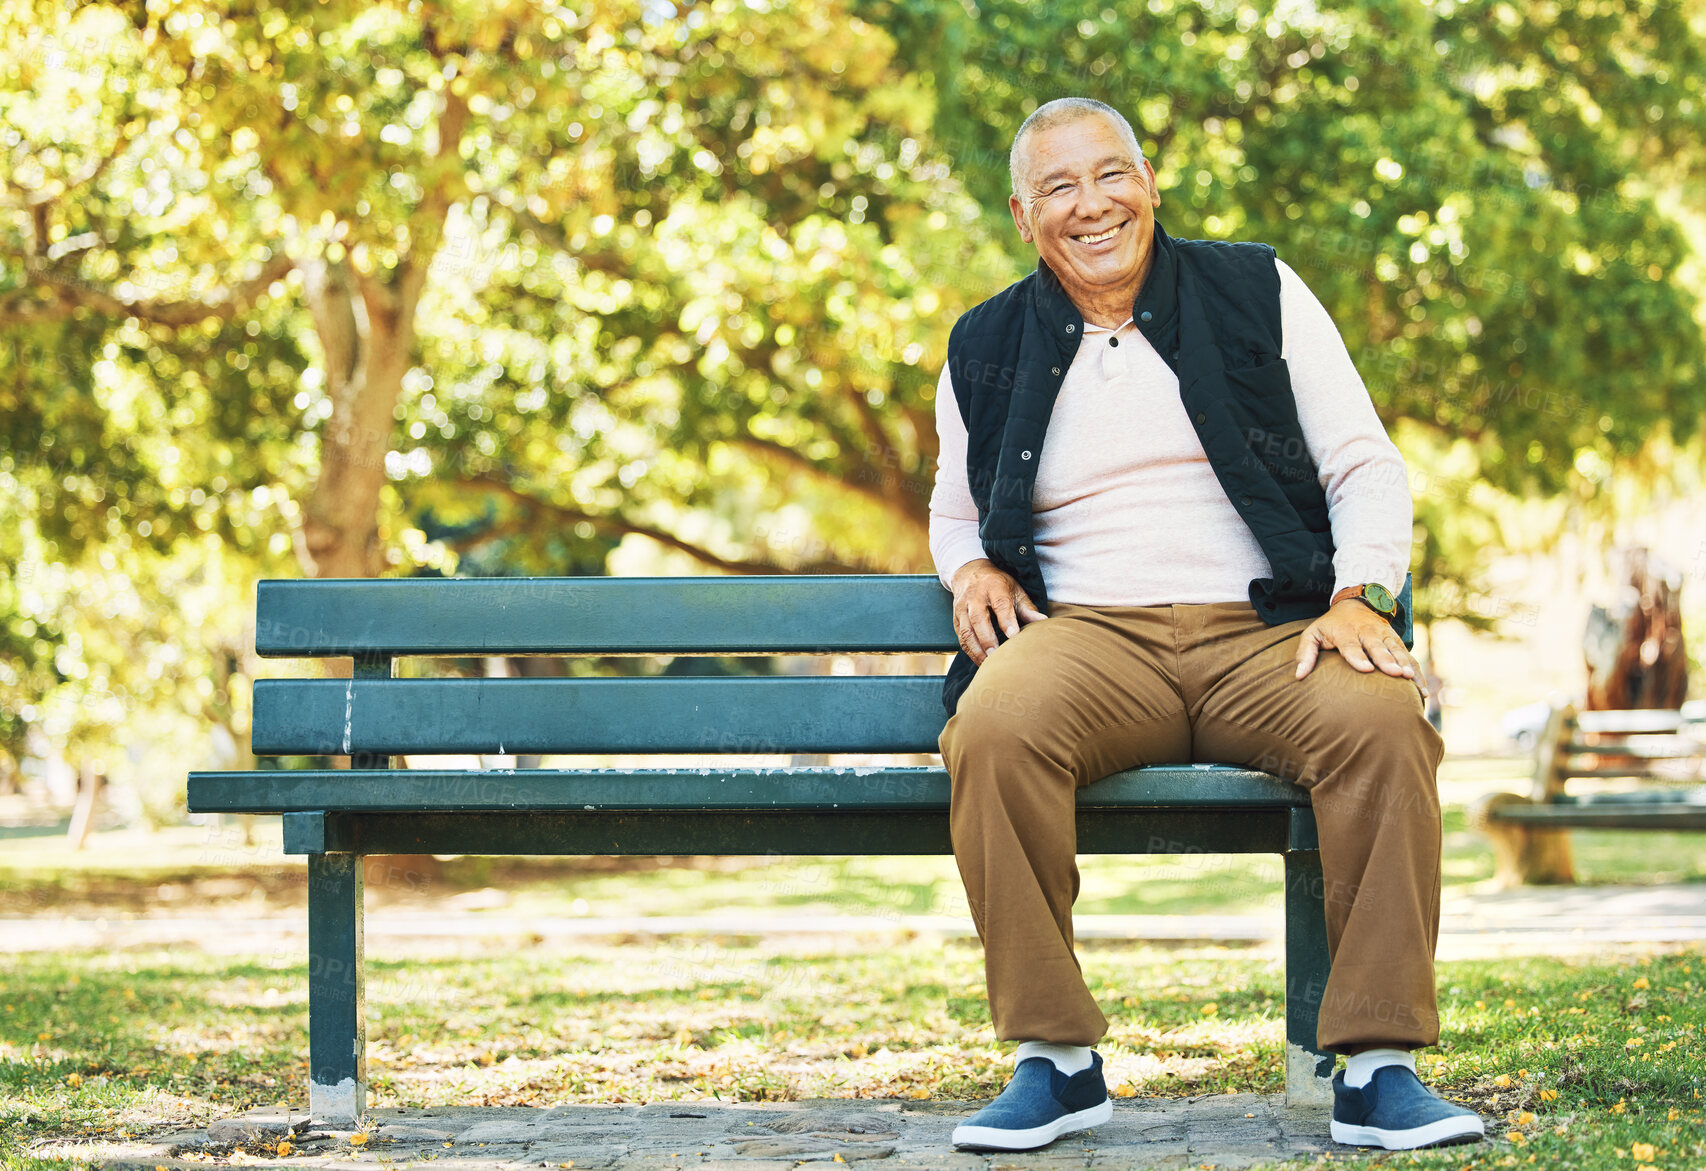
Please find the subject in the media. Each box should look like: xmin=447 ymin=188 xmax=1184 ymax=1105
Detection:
xmin=3 ymin=941 xmax=1705 ymax=1169
xmin=5 ymin=756 xmax=1706 ymax=1168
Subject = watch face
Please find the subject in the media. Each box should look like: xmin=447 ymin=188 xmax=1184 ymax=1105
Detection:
xmin=1365 ymin=583 xmax=1396 ymax=613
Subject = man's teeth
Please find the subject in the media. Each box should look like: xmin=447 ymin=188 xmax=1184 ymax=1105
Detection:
xmin=1075 ymin=226 xmax=1121 ymax=243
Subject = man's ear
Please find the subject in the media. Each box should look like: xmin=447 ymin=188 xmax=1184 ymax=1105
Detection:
xmin=1145 ymin=158 xmax=1161 ymax=209
xmin=1008 ymin=194 xmax=1034 ymax=244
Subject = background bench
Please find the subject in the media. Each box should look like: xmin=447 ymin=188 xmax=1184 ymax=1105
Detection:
xmin=1475 ymin=699 xmax=1706 ymax=884
xmin=187 ymin=574 xmax=1340 ymax=1124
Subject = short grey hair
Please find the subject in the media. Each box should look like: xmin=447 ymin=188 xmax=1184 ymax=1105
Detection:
xmin=1009 ymin=98 xmax=1146 ymax=199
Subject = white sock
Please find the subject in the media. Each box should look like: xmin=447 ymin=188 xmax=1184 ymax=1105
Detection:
xmin=1343 ymin=1047 xmax=1416 ymax=1088
xmin=1014 ymin=1040 xmax=1093 ymax=1076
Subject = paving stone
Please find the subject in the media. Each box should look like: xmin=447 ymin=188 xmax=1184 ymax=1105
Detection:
xmin=207 ymin=1108 xmax=312 ymax=1143
xmin=454 ymin=1122 xmax=550 ymax=1145
xmin=122 ymin=1092 xmax=1377 ymax=1170
xmin=727 ymin=1134 xmax=895 ymax=1160
xmin=373 ymin=1124 xmax=461 ymax=1141
xmin=509 ymin=1145 xmax=624 ymax=1169
xmin=763 ymin=1108 xmax=901 ymax=1136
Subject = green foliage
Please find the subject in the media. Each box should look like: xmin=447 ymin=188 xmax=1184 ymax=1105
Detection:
xmin=4 ymin=0 xmax=1706 ymax=795
xmin=874 ymin=0 xmax=1706 ymax=623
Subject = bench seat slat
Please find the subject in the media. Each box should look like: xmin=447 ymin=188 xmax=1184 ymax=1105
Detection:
xmin=1488 ymin=803 xmax=1706 ymax=830
xmin=267 ymin=808 xmax=1301 ymax=856
xmin=256 ymin=575 xmax=957 ymax=657
xmin=253 ymin=676 xmax=953 ymax=755
xmin=187 ymin=764 xmax=1308 ymax=814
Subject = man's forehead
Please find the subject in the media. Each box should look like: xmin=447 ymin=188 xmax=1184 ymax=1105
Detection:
xmin=1020 ymin=116 xmax=1139 ymax=184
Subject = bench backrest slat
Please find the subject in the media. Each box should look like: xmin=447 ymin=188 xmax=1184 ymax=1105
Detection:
xmin=256 ymin=575 xmax=957 ymax=657
xmin=252 ymin=677 xmax=949 ymax=756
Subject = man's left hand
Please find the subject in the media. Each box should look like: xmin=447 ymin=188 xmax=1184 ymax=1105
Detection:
xmin=1294 ymin=600 xmax=1427 ymax=699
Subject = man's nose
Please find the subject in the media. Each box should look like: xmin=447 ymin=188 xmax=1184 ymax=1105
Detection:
xmin=1073 ymin=178 xmax=1115 ymax=219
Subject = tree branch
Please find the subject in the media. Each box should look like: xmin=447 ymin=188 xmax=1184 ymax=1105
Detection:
xmin=463 ymin=474 xmax=856 ymax=575
xmin=731 ymin=433 xmax=903 ymax=514
xmin=2 ymin=250 xmax=294 ymax=327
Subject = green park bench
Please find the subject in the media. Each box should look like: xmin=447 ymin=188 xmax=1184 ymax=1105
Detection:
xmin=1476 ymin=699 xmax=1706 ymax=884
xmin=185 ymin=574 xmax=1351 ymax=1125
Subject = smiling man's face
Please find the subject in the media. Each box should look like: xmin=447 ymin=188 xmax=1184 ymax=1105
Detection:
xmin=1008 ymin=114 xmax=1161 ymax=323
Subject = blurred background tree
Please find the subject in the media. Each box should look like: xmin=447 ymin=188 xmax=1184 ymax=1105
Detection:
xmin=3 ymin=0 xmax=1704 ymax=819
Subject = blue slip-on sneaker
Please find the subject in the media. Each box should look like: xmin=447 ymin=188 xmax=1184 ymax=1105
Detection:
xmin=1330 ymin=1066 xmax=1485 ymax=1150
xmin=951 ymin=1051 xmax=1113 ymax=1152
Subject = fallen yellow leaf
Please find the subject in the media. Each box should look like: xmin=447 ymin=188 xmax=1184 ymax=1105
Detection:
xmin=64 ymin=1073 xmax=82 ymax=1088
xmin=349 ymin=1133 xmax=369 ymax=1146
xmin=1632 ymin=1142 xmax=1656 ymax=1161
xmin=275 ymin=1141 xmax=292 ymax=1157
xmin=908 ymin=1087 xmax=929 ymax=1099
xmin=1633 ymin=977 xmax=1650 ymax=990
xmin=1112 ymin=1083 xmax=1137 ymax=1099
xmin=1493 ymin=1074 xmax=1512 ymax=1088
xmin=1538 ymin=1089 xmax=1558 ymax=1102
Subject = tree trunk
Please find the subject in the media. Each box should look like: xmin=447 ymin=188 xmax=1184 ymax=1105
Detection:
xmin=66 ymin=763 xmax=102 ymax=849
xmin=293 ymin=258 xmax=424 ymax=582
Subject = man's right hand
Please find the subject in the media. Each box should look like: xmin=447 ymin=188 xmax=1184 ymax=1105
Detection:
xmin=949 ymin=558 xmax=1048 ymax=664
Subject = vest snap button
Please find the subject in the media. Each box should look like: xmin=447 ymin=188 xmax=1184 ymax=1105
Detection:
xmin=1194 ymin=412 xmax=1206 ymax=426
xmin=1018 ymin=545 xmax=1029 ymax=555
xmin=1140 ymin=310 xmax=1153 ymax=323
xmin=1051 ymin=367 xmax=1061 ymax=376
xmin=1240 ymin=494 xmax=1253 ymax=506
xmin=1021 ymin=450 xmax=1032 ymax=460
xmin=1066 ymin=324 xmax=1075 ymax=333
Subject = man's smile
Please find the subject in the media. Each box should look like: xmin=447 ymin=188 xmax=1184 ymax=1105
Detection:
xmin=1072 ymin=223 xmax=1125 ymax=245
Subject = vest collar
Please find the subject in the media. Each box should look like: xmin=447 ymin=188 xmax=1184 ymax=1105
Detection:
xmin=1030 ymin=220 xmax=1182 ymax=372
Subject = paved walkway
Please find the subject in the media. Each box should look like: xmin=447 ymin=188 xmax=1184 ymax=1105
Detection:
xmin=60 ymin=1096 xmax=1356 ymax=1170
xmin=9 ymin=882 xmax=1705 ymax=958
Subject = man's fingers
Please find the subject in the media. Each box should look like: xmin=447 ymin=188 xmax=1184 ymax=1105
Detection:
xmin=990 ymin=591 xmax=1020 ymax=639
xmin=1367 ymin=638 xmax=1412 ymax=678
xmin=965 ymin=604 xmax=999 ymax=662
xmin=1294 ymin=633 xmax=1321 ymax=679
xmin=1013 ymin=591 xmax=1047 ymax=623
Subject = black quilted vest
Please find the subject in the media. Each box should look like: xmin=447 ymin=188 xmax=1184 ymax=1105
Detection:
xmin=940 ymin=220 xmax=1395 ymax=715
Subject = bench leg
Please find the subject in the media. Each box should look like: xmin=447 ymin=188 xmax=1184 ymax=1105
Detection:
xmin=308 ymin=852 xmax=365 ymax=1126
xmin=1284 ymin=848 xmax=1335 ymax=1106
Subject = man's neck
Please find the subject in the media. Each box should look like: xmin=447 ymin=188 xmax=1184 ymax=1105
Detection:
xmin=1070 ymin=251 xmax=1155 ymax=329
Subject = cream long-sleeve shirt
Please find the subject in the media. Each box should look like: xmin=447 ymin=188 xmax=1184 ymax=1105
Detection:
xmin=927 ymin=258 xmax=1412 ymax=606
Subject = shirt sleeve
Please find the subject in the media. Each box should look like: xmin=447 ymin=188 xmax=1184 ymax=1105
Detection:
xmin=1275 ymin=257 xmax=1413 ymax=599
xmin=927 ymin=363 xmax=987 ymax=591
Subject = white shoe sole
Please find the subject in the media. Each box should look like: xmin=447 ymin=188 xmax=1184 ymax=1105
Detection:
xmin=952 ymin=1098 xmax=1114 ymax=1151
xmin=1331 ymin=1114 xmax=1485 ymax=1150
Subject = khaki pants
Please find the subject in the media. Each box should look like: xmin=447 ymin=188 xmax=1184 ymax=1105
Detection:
xmin=939 ymin=601 xmax=1445 ymax=1053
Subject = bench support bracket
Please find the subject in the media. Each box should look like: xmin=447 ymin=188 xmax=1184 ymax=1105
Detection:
xmin=307 ymin=852 xmax=365 ymax=1126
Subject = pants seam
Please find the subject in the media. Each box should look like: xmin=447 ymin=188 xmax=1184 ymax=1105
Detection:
xmin=1067 ymin=709 xmax=1189 ymax=784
